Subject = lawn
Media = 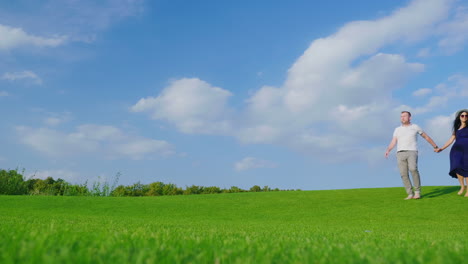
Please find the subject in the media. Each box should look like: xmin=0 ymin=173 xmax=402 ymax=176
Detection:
xmin=1 ymin=186 xmax=467 ymax=263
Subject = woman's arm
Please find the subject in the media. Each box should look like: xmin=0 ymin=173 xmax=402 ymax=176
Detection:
xmin=437 ymin=134 xmax=456 ymax=152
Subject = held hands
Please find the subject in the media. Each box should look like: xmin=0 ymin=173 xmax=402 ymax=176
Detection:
xmin=434 ymin=148 xmax=443 ymax=153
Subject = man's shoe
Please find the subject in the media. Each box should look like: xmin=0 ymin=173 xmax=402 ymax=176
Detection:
xmin=413 ymin=194 xmax=421 ymax=199
xmin=404 ymin=195 xmax=414 ymax=200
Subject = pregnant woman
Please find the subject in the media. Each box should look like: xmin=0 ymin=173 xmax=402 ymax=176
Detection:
xmin=436 ymin=109 xmax=468 ymax=196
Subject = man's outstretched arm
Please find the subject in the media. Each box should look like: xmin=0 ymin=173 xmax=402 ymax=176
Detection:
xmin=385 ymin=137 xmax=397 ymax=158
xmin=421 ymin=132 xmax=438 ymax=149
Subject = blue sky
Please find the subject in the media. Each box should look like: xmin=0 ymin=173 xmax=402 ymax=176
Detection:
xmin=1 ymin=0 xmax=468 ymax=191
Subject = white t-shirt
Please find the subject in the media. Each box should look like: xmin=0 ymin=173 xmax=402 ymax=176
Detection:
xmin=393 ymin=124 xmax=424 ymax=151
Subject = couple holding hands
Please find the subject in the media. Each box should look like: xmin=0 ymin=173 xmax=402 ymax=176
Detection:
xmin=385 ymin=109 xmax=468 ymax=199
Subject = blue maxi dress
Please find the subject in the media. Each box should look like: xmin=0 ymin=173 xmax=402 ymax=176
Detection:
xmin=449 ymin=127 xmax=468 ymax=178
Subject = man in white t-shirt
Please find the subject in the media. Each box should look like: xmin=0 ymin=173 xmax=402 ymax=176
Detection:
xmin=385 ymin=111 xmax=438 ymax=200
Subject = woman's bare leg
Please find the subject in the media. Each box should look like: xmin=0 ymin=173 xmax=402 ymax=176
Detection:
xmin=457 ymin=174 xmax=465 ymax=195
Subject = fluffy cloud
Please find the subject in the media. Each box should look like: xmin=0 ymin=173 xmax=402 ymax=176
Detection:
xmin=131 ymin=78 xmax=234 ymax=134
xmin=0 ymin=25 xmax=66 ymax=50
xmin=41 ymin=112 xmax=72 ymax=126
xmin=44 ymin=118 xmax=65 ymax=126
xmin=16 ymin=124 xmax=174 ymax=160
xmin=234 ymin=157 xmax=277 ymax=171
xmin=0 ymin=0 xmax=145 ymax=43
xmin=425 ymin=113 xmax=454 ymax=144
xmin=111 ymin=139 xmax=174 ymax=160
xmin=1 ymin=71 xmax=43 ymax=84
xmin=239 ymin=0 xmax=444 ymax=143
xmin=0 ymin=91 xmax=8 ymax=97
xmin=417 ymin=48 xmax=431 ymax=57
xmin=413 ymin=88 xmax=432 ymax=97
xmin=16 ymin=126 xmax=97 ymax=156
xmin=437 ymin=6 xmax=468 ymax=53
xmin=411 ymin=75 xmax=467 ymax=114
xmin=46 ymin=0 xmax=145 ymax=32
xmin=73 ymin=124 xmax=125 ymax=141
xmin=132 ymin=0 xmax=466 ymax=162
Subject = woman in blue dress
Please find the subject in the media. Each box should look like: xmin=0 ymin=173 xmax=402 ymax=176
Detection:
xmin=436 ymin=109 xmax=468 ymax=196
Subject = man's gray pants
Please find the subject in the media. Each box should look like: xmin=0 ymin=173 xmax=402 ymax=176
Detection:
xmin=396 ymin=151 xmax=421 ymax=195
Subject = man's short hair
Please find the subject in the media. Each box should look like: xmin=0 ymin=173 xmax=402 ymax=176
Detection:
xmin=401 ymin=111 xmax=411 ymax=117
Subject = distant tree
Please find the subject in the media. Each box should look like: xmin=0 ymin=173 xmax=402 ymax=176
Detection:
xmin=62 ymin=182 xmax=89 ymax=196
xmin=1 ymin=168 xmax=293 ymax=197
xmin=202 ymin=186 xmax=221 ymax=194
xmin=29 ymin=177 xmax=61 ymax=195
xmin=184 ymin=185 xmax=203 ymax=195
xmin=250 ymin=185 xmax=262 ymax=192
xmin=0 ymin=169 xmax=27 ymax=195
xmin=25 ymin=178 xmax=40 ymax=193
xmin=111 ymin=185 xmax=127 ymax=197
xmin=52 ymin=178 xmax=67 ymax=195
xmin=147 ymin=182 xmax=165 ymax=196
xmin=228 ymin=186 xmax=243 ymax=193
xmin=128 ymin=182 xmax=149 ymax=196
xmin=162 ymin=183 xmax=182 ymax=195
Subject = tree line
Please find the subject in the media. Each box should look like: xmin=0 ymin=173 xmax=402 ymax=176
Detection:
xmin=0 ymin=169 xmax=299 ymax=196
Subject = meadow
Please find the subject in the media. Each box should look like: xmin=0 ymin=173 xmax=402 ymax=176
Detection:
xmin=1 ymin=186 xmax=467 ymax=263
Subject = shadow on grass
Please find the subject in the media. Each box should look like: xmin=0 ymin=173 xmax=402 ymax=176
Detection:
xmin=423 ymin=186 xmax=459 ymax=198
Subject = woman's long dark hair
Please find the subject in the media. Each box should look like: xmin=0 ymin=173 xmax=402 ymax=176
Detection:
xmin=453 ymin=109 xmax=468 ymax=133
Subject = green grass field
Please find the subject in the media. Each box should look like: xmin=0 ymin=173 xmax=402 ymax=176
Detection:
xmin=1 ymin=186 xmax=467 ymax=263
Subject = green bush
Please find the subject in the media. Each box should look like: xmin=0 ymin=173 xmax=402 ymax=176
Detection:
xmin=249 ymin=185 xmax=262 ymax=192
xmin=162 ymin=183 xmax=183 ymax=196
xmin=202 ymin=186 xmax=221 ymax=194
xmin=0 ymin=169 xmax=28 ymax=195
xmin=62 ymin=182 xmax=89 ymax=196
xmin=146 ymin=182 xmax=165 ymax=196
xmin=0 ymin=168 xmax=291 ymax=197
xmin=184 ymin=185 xmax=203 ymax=195
xmin=227 ymin=186 xmax=243 ymax=193
xmin=110 ymin=185 xmax=127 ymax=197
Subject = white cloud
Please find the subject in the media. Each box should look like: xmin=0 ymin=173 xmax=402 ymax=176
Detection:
xmin=236 ymin=0 xmax=447 ymax=151
xmin=0 ymin=0 xmax=145 ymax=43
xmin=413 ymin=88 xmax=432 ymax=96
xmin=0 ymin=24 xmax=66 ymax=50
xmin=1 ymin=71 xmax=43 ymax=84
xmin=16 ymin=124 xmax=174 ymax=160
xmin=133 ymin=0 xmax=465 ymax=162
xmin=234 ymin=157 xmax=277 ymax=171
xmin=412 ymin=95 xmax=451 ymax=114
xmin=417 ymin=47 xmax=431 ymax=57
xmin=131 ymin=78 xmax=234 ymax=134
xmin=111 ymin=139 xmax=174 ymax=160
xmin=44 ymin=117 xmax=63 ymax=126
xmin=43 ymin=112 xmax=71 ymax=126
xmin=73 ymin=124 xmax=124 ymax=141
xmin=425 ymin=114 xmax=454 ymax=145
xmin=0 ymin=91 xmax=8 ymax=97
xmin=47 ymin=0 xmax=145 ymax=32
xmin=437 ymin=6 xmax=468 ymax=54
xmin=412 ymin=75 xmax=468 ymax=114
xmin=16 ymin=126 xmax=98 ymax=156
xmin=449 ymin=74 xmax=468 ymax=96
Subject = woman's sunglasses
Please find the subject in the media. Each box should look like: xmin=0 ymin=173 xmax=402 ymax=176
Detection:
xmin=460 ymin=115 xmax=468 ymax=118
